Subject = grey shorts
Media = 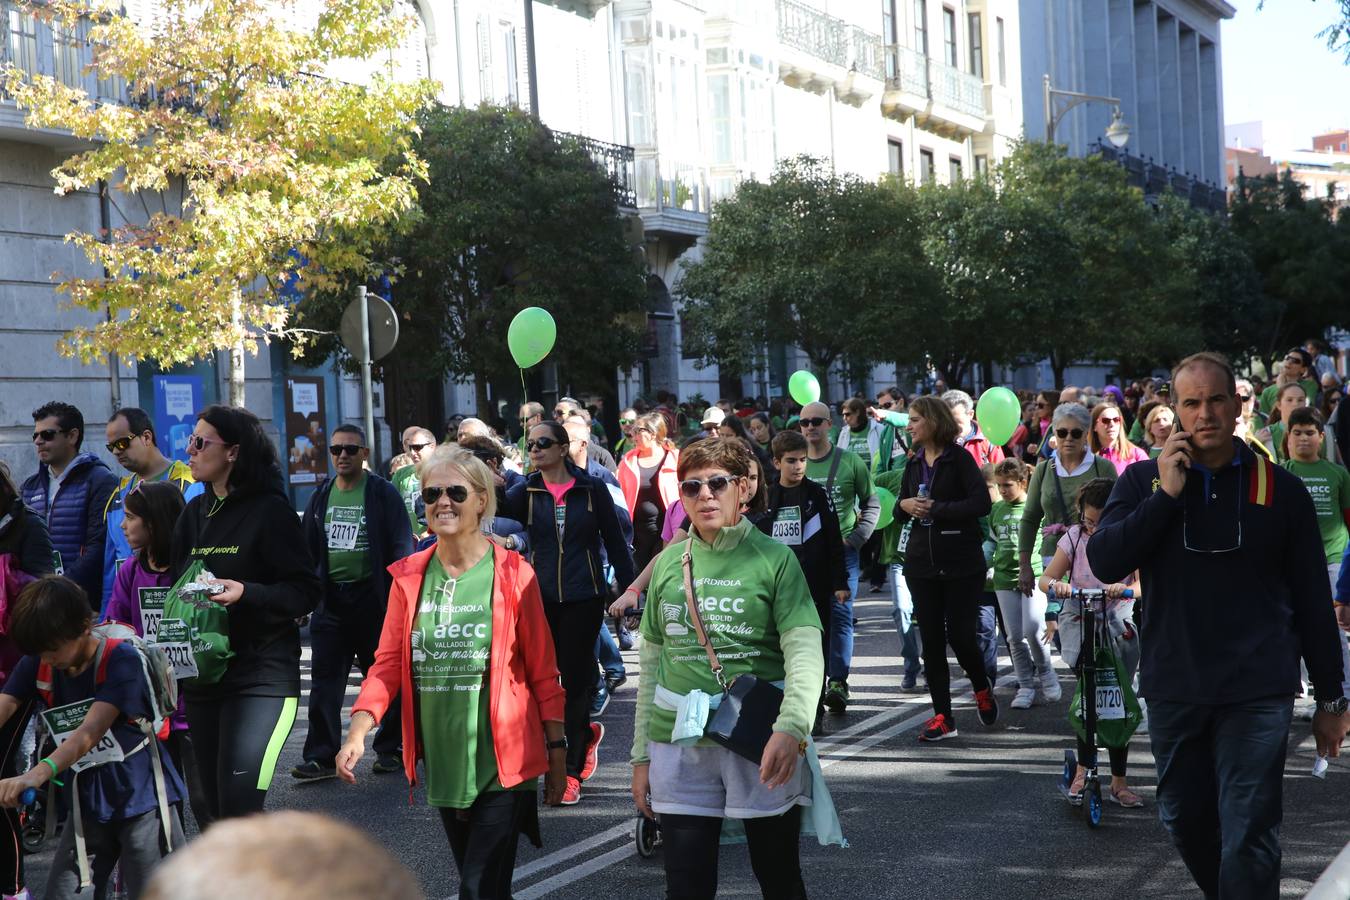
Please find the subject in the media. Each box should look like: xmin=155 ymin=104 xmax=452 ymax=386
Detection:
xmin=647 ymin=741 xmax=812 ymax=819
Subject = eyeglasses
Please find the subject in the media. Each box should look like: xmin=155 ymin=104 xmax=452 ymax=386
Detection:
xmin=799 ymin=417 xmax=828 ymax=428
xmin=329 ymin=444 xmax=363 ymax=457
xmin=1184 ymin=479 xmax=1243 ymax=554
xmin=422 ymin=485 xmax=471 ymax=505
xmin=105 ymin=435 xmax=138 ymax=454
xmin=1055 ymin=428 xmax=1085 ymax=440
xmin=186 ymin=435 xmax=228 ymax=453
xmin=1097 ymin=416 xmax=1122 ymax=426
xmin=32 ymin=428 xmax=67 ymax=443
xmin=404 ymin=441 xmax=431 ymax=453
xmin=679 ymin=475 xmax=739 ymax=499
xmin=527 ymin=437 xmax=565 ymax=452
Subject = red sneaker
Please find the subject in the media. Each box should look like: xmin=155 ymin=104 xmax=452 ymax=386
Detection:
xmin=918 ymin=714 xmax=958 ymax=741
xmin=975 ymin=687 xmax=999 ymax=726
xmin=560 ymin=776 xmax=582 ymax=805
xmin=579 ymin=722 xmax=604 ymax=781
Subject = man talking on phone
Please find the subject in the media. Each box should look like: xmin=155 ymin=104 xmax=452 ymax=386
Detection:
xmin=1087 ymin=352 xmax=1348 ymax=900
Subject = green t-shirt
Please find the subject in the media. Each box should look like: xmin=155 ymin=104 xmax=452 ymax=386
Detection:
xmin=1260 ymin=378 xmax=1319 ymax=417
xmin=639 ymin=520 xmax=822 ymax=746
xmin=1282 ymin=459 xmax=1350 ymax=564
xmin=990 ymin=499 xmax=1042 ymax=589
xmin=414 ymin=548 xmax=534 ymax=807
xmin=1268 ymin=422 xmax=1327 ymax=463
xmin=392 ymin=465 xmax=424 ymax=537
xmin=844 ymin=427 xmax=871 ymax=460
xmin=805 ymin=446 xmax=873 ymax=540
xmin=325 ymin=474 xmax=371 ymax=583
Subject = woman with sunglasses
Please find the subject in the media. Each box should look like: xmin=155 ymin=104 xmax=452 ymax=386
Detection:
xmin=171 ymin=405 xmax=321 ymax=820
xmin=1235 ymin=378 xmax=1276 ymax=463
xmin=617 ymin=413 xmax=680 ymax=575
xmin=1013 ymin=390 xmax=1060 ymax=464
xmin=1089 ymin=402 xmax=1147 ymax=475
xmin=338 ymin=447 xmax=566 ymax=897
xmin=1257 ymin=382 xmax=1314 ymax=462
xmin=1017 ymin=404 xmax=1116 ymax=615
xmin=630 ymin=438 xmax=840 ymax=898
xmin=502 ymin=421 xmax=635 ymax=805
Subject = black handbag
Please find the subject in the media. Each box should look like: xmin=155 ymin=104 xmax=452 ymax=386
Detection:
xmin=681 ymin=538 xmax=784 ymax=764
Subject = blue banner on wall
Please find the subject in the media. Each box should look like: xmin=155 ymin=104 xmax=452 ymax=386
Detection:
xmin=152 ymin=375 xmax=203 ymax=464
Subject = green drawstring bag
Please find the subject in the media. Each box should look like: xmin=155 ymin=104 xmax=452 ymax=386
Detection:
xmin=157 ymin=559 xmax=234 ymax=687
xmin=1069 ymin=638 xmax=1142 ymax=750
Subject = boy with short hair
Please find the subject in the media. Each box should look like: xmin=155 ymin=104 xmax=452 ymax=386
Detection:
xmin=1281 ymin=407 xmax=1350 ymax=589
xmin=0 ymin=575 xmax=185 ymax=899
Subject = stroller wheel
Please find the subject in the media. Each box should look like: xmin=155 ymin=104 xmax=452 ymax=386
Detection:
xmin=635 ymin=815 xmax=660 ymax=858
xmin=1086 ymin=781 xmax=1104 ymax=828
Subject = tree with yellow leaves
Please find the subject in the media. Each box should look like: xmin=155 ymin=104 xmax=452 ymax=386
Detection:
xmin=1 ymin=0 xmax=433 ymax=404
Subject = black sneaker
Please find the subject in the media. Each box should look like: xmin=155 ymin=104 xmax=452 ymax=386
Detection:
xmin=823 ymin=680 xmax=850 ymax=713
xmin=605 ymin=673 xmax=628 ymax=694
xmin=372 ymin=753 xmax=402 ymax=774
xmin=975 ymin=687 xmax=999 ymax=726
xmin=291 ymin=760 xmax=336 ymax=781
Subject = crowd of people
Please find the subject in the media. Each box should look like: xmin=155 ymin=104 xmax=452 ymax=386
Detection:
xmin=0 ymin=346 xmax=1344 ymax=899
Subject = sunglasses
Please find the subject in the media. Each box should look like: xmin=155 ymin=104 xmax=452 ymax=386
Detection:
xmin=404 ymin=441 xmax=431 ymax=453
xmin=877 ymin=401 xmax=894 ymax=409
xmin=553 ymin=408 xmax=571 ymax=418
xmin=32 ymin=428 xmax=67 ymax=443
xmin=527 ymin=437 xmax=565 ymax=452
xmin=1097 ymin=416 xmax=1122 ymax=425
xmin=422 ymin=485 xmax=471 ymax=505
xmin=620 ymin=418 xmax=634 ymax=426
xmin=329 ymin=443 xmax=363 ymax=457
xmin=187 ymin=434 xmax=229 ymax=452
xmin=679 ymin=475 xmax=740 ymax=499
xmin=799 ymin=417 xmax=828 ymax=428
xmin=105 ymin=434 xmax=139 ymax=454
xmin=1236 ymin=393 xmax=1251 ymax=403
xmin=1055 ymin=428 xmax=1085 ymax=440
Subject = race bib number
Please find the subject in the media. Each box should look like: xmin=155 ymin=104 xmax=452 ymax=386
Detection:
xmin=42 ymin=699 xmax=125 ymax=773
xmin=327 ymin=507 xmax=361 ymax=551
xmin=153 ymin=618 xmax=199 ymax=680
xmin=897 ymin=521 xmax=912 ymax=554
xmin=771 ymin=506 xmax=803 ymax=546
xmin=138 ymin=586 xmax=169 ymax=640
xmin=554 ymin=504 xmax=566 ymax=539
xmin=52 ymin=552 xmax=64 ymax=576
xmin=1095 ymin=684 xmax=1125 ymax=721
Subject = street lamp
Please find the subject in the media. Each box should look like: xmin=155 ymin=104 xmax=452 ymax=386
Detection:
xmin=1043 ymin=74 xmax=1130 ymax=150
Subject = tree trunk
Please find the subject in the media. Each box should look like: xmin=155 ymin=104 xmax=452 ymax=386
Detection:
xmin=475 ymin=376 xmax=491 ymax=428
xmin=229 ymin=286 xmax=245 ymax=406
xmin=1049 ymin=349 xmax=1067 ymax=391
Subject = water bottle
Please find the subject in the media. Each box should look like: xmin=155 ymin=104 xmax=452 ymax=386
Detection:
xmin=917 ymin=483 xmax=932 ymax=526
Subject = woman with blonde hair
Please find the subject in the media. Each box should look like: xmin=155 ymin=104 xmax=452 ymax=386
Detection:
xmin=1139 ymin=402 xmax=1175 ymax=459
xmin=338 ymin=446 xmax=566 ymax=897
xmin=617 ymin=412 xmax=680 ymax=572
xmin=1089 ymin=402 xmax=1147 ymax=474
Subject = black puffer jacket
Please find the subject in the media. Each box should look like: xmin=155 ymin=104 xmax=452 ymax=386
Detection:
xmin=894 ymin=444 xmax=991 ymax=580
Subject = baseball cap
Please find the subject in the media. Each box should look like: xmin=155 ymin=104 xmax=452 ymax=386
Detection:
xmin=701 ymin=407 xmax=726 ymax=427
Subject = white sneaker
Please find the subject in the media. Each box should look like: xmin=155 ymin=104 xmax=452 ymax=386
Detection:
xmin=5 ymin=888 xmax=32 ymax=900
xmin=1011 ymin=687 xmax=1037 ymax=709
xmin=1039 ymin=669 xmax=1063 ymax=703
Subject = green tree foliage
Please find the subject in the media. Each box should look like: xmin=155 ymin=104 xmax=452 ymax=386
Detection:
xmin=677 ymin=156 xmax=932 ymax=400
xmin=0 ymin=0 xmax=432 ymax=404
xmin=298 ymin=103 xmax=648 ymax=415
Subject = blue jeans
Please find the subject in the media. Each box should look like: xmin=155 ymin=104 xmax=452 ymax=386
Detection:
xmin=829 ymin=545 xmax=861 ymax=681
xmin=1148 ymin=697 xmax=1293 ymax=900
xmin=888 ymin=564 xmax=922 ymax=678
xmin=595 ymin=623 xmax=625 ymax=686
xmin=977 ymin=594 xmax=999 ymax=685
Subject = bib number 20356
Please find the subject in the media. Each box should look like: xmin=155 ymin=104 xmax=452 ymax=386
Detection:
xmin=42 ymin=699 xmax=124 ymax=773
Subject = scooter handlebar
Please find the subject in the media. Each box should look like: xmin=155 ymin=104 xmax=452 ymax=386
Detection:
xmin=1069 ymin=588 xmax=1135 ymax=600
xmin=19 ymin=787 xmax=36 ymax=806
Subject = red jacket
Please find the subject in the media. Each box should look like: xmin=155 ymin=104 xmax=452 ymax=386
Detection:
xmin=617 ymin=447 xmax=681 ymax=516
xmin=352 ymin=545 xmax=565 ymax=789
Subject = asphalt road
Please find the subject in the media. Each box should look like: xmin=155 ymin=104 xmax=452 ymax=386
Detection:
xmin=22 ymin=587 xmax=1350 ymax=899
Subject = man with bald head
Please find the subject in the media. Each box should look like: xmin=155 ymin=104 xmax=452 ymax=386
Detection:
xmin=1089 ymin=352 xmax=1349 ymax=898
xmin=392 ymin=425 xmax=436 ymax=537
xmin=799 ymin=400 xmax=880 ymax=715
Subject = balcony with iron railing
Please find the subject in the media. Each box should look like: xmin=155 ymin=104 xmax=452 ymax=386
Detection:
xmin=775 ymin=0 xmax=884 ymax=103
xmin=558 ymin=132 xmax=637 ymax=210
xmin=1092 ymin=141 xmax=1228 ymax=215
xmin=881 ymin=42 xmax=986 ymax=135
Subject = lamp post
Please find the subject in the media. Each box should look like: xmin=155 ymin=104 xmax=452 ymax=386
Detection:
xmin=1043 ymin=73 xmax=1131 ymax=149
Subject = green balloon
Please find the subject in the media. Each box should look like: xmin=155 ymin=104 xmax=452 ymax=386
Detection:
xmin=976 ymin=386 xmax=1020 ymax=446
xmin=875 ymin=486 xmax=897 ymax=531
xmin=788 ymin=370 xmax=821 ymax=406
xmin=507 ymin=307 xmax=556 ymax=369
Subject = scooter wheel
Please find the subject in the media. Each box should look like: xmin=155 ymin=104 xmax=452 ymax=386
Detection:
xmin=21 ymin=823 xmax=45 ymax=851
xmin=1086 ymin=781 xmax=1103 ymax=828
xmin=1061 ymin=749 xmax=1077 ymax=788
xmin=636 ymin=816 xmax=659 ymax=858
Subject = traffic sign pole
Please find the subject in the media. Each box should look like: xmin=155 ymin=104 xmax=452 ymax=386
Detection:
xmin=358 ymin=286 xmax=376 ymax=468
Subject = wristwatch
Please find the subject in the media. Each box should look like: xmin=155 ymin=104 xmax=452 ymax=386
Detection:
xmin=1317 ymin=696 xmax=1349 ymax=716
xmin=546 ymin=738 xmax=568 ymax=751
xmin=504 ymin=534 xmax=518 ymax=552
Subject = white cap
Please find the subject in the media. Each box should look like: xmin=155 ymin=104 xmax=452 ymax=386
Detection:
xmin=701 ymin=407 xmax=726 ymax=427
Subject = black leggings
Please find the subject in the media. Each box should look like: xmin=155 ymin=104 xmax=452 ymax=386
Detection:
xmin=542 ymin=599 xmax=605 ymax=778
xmin=1072 ymin=661 xmax=1129 ymax=777
xmin=907 ymin=573 xmax=991 ymax=721
xmin=438 ymin=791 xmax=534 ymax=900
xmin=165 ymin=729 xmax=215 ymax=831
xmin=661 ymin=807 xmax=806 ymax=900
xmin=0 ymin=698 xmax=34 ymax=895
xmin=185 ymin=694 xmax=298 ymax=822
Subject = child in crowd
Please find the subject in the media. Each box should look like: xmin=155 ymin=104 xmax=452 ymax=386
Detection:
xmin=990 ymin=459 xmax=1057 ymax=710
xmin=0 ymin=576 xmax=186 ymax=899
xmin=1038 ymin=478 xmax=1143 ymax=809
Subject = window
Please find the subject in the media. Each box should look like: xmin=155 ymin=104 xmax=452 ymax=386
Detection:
xmin=913 ymin=0 xmax=928 ymax=57
xmin=501 ymin=23 xmax=518 ymax=105
xmin=6 ymin=7 xmax=39 ymax=75
xmin=949 ymin=156 xmax=963 ymax=183
xmin=53 ymin=18 xmax=85 ymax=89
xmin=974 ymin=154 xmax=989 ymax=177
xmin=476 ymin=16 xmax=492 ymax=102
xmin=967 ymin=13 xmax=983 ymax=78
xmin=996 ymin=17 xmax=1006 ymax=86
xmin=919 ymin=148 xmax=935 ymax=184
xmin=888 ymin=139 xmax=904 ymax=174
xmin=624 ymin=50 xmax=652 ymax=145
xmin=942 ymin=7 xmax=957 ymax=67
xmin=882 ymin=0 xmax=898 ymax=44
xmin=709 ymin=73 xmax=732 ymax=163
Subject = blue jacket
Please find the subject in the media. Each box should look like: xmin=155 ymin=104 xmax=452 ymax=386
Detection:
xmin=100 ymin=460 xmax=205 ymax=613
xmin=21 ymin=452 xmax=118 ymax=605
xmin=302 ymin=472 xmax=414 ymax=608
xmin=502 ymin=461 xmax=636 ymax=604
